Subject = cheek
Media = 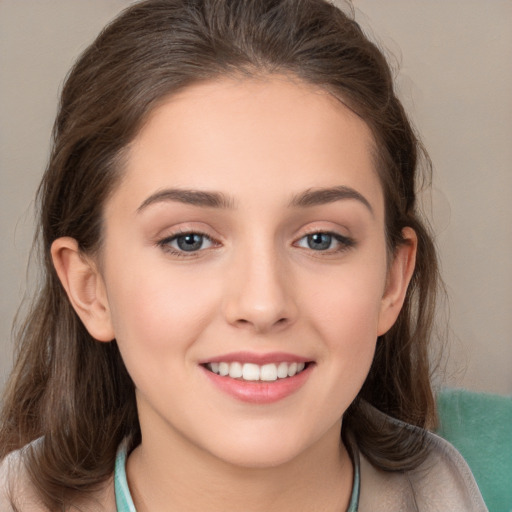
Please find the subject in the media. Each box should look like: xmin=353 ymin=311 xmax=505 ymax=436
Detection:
xmin=105 ymin=259 xmax=220 ymax=364
xmin=312 ymin=286 xmax=381 ymax=372
xmin=303 ymin=260 xmax=386 ymax=339
xmin=299 ymin=256 xmax=386 ymax=381
xmin=105 ymin=267 xmax=225 ymax=411
xmin=290 ymin=284 xmax=382 ymax=437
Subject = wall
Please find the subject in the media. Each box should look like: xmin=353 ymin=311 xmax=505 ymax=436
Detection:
xmin=1 ymin=0 xmax=511 ymax=393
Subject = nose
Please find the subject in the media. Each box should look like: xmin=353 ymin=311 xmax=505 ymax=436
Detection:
xmin=222 ymin=243 xmax=298 ymax=334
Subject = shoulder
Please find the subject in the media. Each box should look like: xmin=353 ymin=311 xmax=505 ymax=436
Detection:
xmin=0 ymin=444 xmax=42 ymax=511
xmin=357 ymin=428 xmax=488 ymax=512
xmin=0 ymin=441 xmax=116 ymax=512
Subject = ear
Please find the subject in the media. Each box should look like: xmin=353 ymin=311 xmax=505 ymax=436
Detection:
xmin=51 ymin=237 xmax=115 ymax=342
xmin=377 ymin=227 xmax=417 ymax=336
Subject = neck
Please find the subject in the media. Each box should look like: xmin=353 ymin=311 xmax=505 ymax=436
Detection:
xmin=126 ymin=420 xmax=353 ymax=512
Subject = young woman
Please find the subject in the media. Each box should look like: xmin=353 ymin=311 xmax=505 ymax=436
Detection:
xmin=0 ymin=0 xmax=487 ymax=510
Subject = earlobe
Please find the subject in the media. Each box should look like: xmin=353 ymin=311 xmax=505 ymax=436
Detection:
xmin=51 ymin=237 xmax=115 ymax=342
xmin=377 ymin=227 xmax=417 ymax=336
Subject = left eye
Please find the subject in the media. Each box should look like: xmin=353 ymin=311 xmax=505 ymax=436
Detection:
xmin=162 ymin=233 xmax=215 ymax=252
xmin=296 ymin=232 xmax=352 ymax=251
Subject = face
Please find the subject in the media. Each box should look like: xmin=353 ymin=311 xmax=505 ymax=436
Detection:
xmin=74 ymin=76 xmax=412 ymax=468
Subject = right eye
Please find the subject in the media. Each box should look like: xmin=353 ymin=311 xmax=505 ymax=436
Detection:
xmin=158 ymin=232 xmax=216 ymax=254
xmin=298 ymin=232 xmax=335 ymax=251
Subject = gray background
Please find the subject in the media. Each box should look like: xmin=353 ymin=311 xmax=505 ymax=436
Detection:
xmin=1 ymin=0 xmax=511 ymax=394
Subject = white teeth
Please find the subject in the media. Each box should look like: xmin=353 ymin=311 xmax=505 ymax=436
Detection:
xmin=229 ymin=362 xmax=243 ymax=378
xmin=277 ymin=362 xmax=289 ymax=379
xmin=260 ymin=363 xmax=278 ymax=381
xmin=242 ymin=363 xmax=260 ymax=381
xmin=206 ymin=361 xmax=307 ymax=381
xmin=219 ymin=362 xmax=229 ymax=376
xmin=287 ymin=362 xmax=298 ymax=377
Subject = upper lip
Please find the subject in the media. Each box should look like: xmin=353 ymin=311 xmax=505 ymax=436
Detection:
xmin=198 ymin=351 xmax=312 ymax=366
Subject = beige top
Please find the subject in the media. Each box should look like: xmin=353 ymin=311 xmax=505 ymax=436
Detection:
xmin=0 ymin=429 xmax=488 ymax=511
xmin=357 ymin=431 xmax=488 ymax=511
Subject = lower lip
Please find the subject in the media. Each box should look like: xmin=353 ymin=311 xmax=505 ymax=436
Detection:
xmin=201 ymin=365 xmax=313 ymax=404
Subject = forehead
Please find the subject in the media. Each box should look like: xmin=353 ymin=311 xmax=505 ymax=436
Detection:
xmin=111 ymin=75 xmax=383 ymax=215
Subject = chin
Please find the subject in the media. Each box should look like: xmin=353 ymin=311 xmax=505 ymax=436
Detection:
xmin=217 ymin=446 xmax=303 ymax=469
xmin=204 ymin=428 xmax=321 ymax=470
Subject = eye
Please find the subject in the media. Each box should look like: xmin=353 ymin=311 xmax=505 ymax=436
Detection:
xmin=159 ymin=232 xmax=216 ymax=253
xmin=295 ymin=232 xmax=355 ymax=252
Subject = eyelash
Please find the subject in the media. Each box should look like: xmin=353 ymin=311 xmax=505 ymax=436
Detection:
xmin=156 ymin=230 xmax=355 ymax=258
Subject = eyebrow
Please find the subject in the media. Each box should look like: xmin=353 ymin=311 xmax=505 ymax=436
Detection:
xmin=289 ymin=186 xmax=373 ymax=214
xmin=137 ymin=185 xmax=373 ymax=214
xmin=137 ymin=188 xmax=235 ymax=212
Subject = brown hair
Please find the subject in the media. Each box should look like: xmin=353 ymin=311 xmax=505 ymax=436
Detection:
xmin=0 ymin=0 xmax=440 ymax=508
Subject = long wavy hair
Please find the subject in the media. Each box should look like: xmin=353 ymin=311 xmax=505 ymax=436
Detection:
xmin=0 ymin=0 xmax=440 ymax=508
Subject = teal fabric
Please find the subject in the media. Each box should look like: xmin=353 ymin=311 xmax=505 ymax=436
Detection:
xmin=347 ymin=444 xmax=361 ymax=512
xmin=114 ymin=440 xmax=360 ymax=511
xmin=114 ymin=442 xmax=136 ymax=512
xmin=436 ymin=388 xmax=512 ymax=512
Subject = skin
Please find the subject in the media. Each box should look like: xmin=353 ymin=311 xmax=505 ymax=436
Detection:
xmin=52 ymin=76 xmax=416 ymax=511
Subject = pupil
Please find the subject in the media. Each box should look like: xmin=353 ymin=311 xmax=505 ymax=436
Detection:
xmin=308 ymin=233 xmax=331 ymax=250
xmin=177 ymin=234 xmax=202 ymax=251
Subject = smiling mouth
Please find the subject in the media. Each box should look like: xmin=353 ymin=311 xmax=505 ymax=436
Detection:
xmin=203 ymin=361 xmax=310 ymax=382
